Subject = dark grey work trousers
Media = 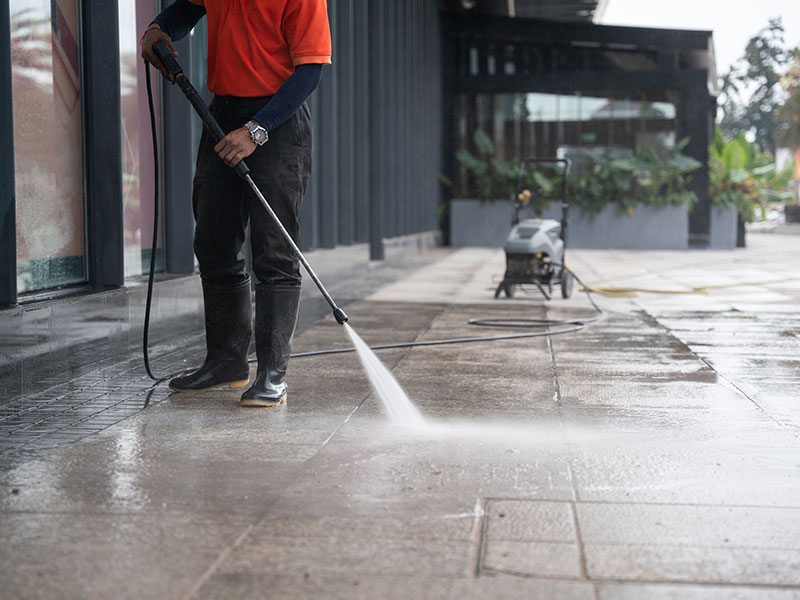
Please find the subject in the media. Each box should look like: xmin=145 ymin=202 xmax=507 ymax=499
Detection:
xmin=192 ymin=95 xmax=313 ymax=287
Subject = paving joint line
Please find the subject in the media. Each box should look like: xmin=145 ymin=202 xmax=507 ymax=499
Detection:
xmin=569 ymin=501 xmax=592 ymax=582
xmin=590 ymin=577 xmax=800 ymax=589
xmin=545 ymin=315 xmax=597 ymax=596
xmin=545 ymin=312 xmax=584 ymax=506
xmin=181 ymin=523 xmax=255 ymax=600
xmin=477 ymin=497 xmax=800 ymax=510
xmin=472 ymin=498 xmax=489 ymax=577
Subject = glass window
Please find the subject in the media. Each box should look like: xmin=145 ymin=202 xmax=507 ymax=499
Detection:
xmin=11 ymin=0 xmax=86 ymax=293
xmin=454 ymin=91 xmax=680 ymax=198
xmin=119 ymin=0 xmax=164 ymax=277
xmin=457 ymin=40 xmax=659 ymax=78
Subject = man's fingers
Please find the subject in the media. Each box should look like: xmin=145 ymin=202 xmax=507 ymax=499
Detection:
xmin=215 ymin=141 xmax=236 ymax=165
xmin=221 ymin=148 xmax=244 ymax=167
xmin=142 ymin=47 xmax=159 ymax=68
xmin=140 ymin=29 xmax=176 ymax=82
xmin=145 ymin=56 xmax=170 ymax=79
xmin=147 ymin=57 xmax=173 ymax=82
xmin=214 ymin=130 xmax=255 ymax=167
xmin=226 ymin=149 xmax=242 ymax=167
xmin=147 ymin=55 xmax=166 ymax=75
xmin=213 ymin=140 xmax=227 ymax=155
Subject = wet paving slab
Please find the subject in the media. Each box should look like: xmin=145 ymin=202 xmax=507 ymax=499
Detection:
xmin=0 ymin=254 xmax=447 ymax=476
xmin=1 ymin=235 xmax=800 ymax=598
xmin=0 ymin=344 xmax=201 ymax=474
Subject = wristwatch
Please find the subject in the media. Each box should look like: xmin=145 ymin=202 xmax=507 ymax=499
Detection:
xmin=245 ymin=120 xmax=269 ymax=146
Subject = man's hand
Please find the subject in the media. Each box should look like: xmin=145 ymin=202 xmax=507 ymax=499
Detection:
xmin=140 ymin=25 xmax=178 ymax=82
xmin=214 ymin=128 xmax=257 ymax=168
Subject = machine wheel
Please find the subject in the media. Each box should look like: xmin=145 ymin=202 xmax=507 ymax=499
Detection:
xmin=504 ymin=283 xmax=517 ymax=298
xmin=560 ymin=269 xmax=574 ymax=298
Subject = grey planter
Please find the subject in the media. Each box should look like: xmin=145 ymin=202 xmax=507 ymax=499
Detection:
xmin=708 ymin=205 xmax=738 ymax=249
xmin=449 ymin=199 xmax=515 ymax=248
xmin=450 ymin=199 xmax=689 ymax=250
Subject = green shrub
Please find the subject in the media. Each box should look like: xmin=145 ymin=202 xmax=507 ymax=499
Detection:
xmin=454 ymin=130 xmax=701 ymax=217
xmin=709 ymin=128 xmax=795 ymax=222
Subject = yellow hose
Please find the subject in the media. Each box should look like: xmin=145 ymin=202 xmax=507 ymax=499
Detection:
xmin=580 ymin=277 xmax=800 ymax=298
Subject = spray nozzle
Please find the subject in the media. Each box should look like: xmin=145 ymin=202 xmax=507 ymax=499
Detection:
xmin=333 ymin=307 xmax=349 ymax=325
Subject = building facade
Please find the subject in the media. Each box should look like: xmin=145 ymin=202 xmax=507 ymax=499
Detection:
xmin=442 ymin=13 xmax=718 ymax=245
xmin=1 ymin=0 xmax=443 ymax=307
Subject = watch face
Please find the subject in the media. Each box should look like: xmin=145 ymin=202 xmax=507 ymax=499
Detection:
xmin=246 ymin=121 xmax=267 ymax=145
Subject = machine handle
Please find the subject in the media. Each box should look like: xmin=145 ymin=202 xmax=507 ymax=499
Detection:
xmin=515 ymin=157 xmax=571 ymax=196
xmin=512 ymin=157 xmax=572 ymax=249
xmin=152 ymin=41 xmax=250 ymax=179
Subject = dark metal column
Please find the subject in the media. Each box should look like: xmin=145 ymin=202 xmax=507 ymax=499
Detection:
xmin=352 ymin=0 xmax=369 ymax=243
xmin=316 ymin=0 xmax=338 ymax=248
xmin=396 ymin=0 xmax=406 ymax=238
xmin=83 ymin=1 xmax=124 ymax=290
xmin=431 ymin=2 xmax=444 ymax=231
xmin=684 ymin=79 xmax=712 ymax=247
xmin=0 ymin=1 xmax=16 ymax=306
xmin=368 ymin=1 xmax=385 ymax=260
xmin=336 ymin=0 xmax=355 ymax=245
xmin=414 ymin=0 xmax=425 ymax=233
xmin=385 ymin=1 xmax=399 ymax=239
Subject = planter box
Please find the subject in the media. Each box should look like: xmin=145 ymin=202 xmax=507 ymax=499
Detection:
xmin=449 ymin=199 xmax=515 ymax=248
xmin=708 ymin=205 xmax=738 ymax=249
xmin=450 ymin=199 xmax=688 ymax=249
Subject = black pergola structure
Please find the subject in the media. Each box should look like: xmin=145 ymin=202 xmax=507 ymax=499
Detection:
xmin=442 ymin=12 xmax=718 ymax=246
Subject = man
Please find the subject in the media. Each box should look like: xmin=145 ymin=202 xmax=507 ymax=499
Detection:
xmin=141 ymin=0 xmax=331 ymax=407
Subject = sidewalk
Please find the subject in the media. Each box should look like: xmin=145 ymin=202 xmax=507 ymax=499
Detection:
xmin=1 ymin=233 xmax=799 ymax=599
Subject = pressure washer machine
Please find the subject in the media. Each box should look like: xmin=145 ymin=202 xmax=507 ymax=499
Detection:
xmin=494 ymin=157 xmax=574 ymax=301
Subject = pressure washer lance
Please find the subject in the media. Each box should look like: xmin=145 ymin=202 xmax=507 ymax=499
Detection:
xmin=151 ymin=41 xmax=348 ymax=326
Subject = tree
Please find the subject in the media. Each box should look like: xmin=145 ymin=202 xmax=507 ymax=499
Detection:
xmin=719 ymin=17 xmax=794 ymax=156
xmin=776 ymin=50 xmax=800 ymax=205
xmin=710 ymin=128 xmax=796 ymax=222
xmin=777 ymin=50 xmax=800 ymax=149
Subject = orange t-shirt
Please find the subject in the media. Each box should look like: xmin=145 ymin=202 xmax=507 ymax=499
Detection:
xmin=188 ymin=0 xmax=332 ymax=97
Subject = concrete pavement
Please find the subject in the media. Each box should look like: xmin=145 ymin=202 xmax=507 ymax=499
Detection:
xmin=1 ymin=232 xmax=799 ymax=599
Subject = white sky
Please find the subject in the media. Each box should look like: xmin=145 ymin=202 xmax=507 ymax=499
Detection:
xmin=600 ymin=0 xmax=800 ymax=75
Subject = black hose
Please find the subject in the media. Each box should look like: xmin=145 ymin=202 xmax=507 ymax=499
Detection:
xmin=142 ymin=61 xmax=161 ymax=381
xmin=142 ymin=59 xmax=601 ymax=376
xmin=142 ymin=62 xmax=192 ymax=383
xmin=286 ymin=264 xmax=603 ymax=359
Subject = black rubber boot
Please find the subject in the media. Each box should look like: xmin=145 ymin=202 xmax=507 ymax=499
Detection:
xmin=240 ymin=284 xmax=300 ymax=407
xmin=169 ymin=278 xmax=252 ymax=392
